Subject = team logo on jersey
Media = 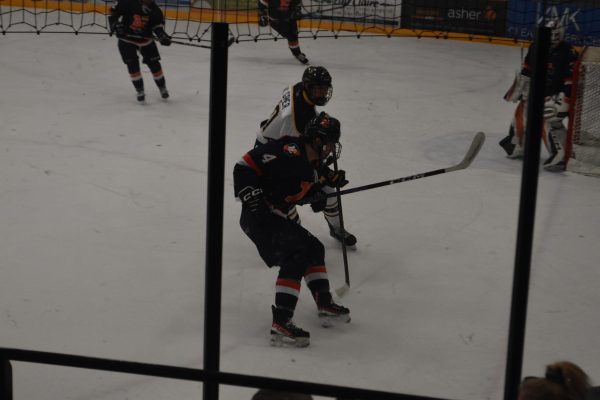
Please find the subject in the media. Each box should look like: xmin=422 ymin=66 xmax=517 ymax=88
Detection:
xmin=283 ymin=143 xmax=301 ymax=156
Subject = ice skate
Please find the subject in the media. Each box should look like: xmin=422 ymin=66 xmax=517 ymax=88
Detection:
xmin=159 ymin=86 xmax=169 ymax=99
xmin=270 ymin=306 xmax=310 ymax=347
xmin=294 ymin=52 xmax=309 ymax=65
xmin=543 ymin=152 xmax=566 ymax=171
xmin=506 ymin=143 xmax=524 ymax=159
xmin=136 ymin=89 xmax=145 ymax=102
xmin=316 ymin=292 xmax=350 ymax=327
xmin=328 ymin=223 xmax=357 ymax=247
xmin=499 ymin=132 xmax=523 ymax=159
xmin=291 ymin=48 xmax=309 ymax=65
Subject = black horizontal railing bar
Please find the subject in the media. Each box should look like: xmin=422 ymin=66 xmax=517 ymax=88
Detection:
xmin=0 ymin=347 xmax=450 ymax=400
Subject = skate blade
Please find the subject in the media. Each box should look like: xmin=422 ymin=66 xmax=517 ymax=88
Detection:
xmin=270 ymin=333 xmax=310 ymax=348
xmin=319 ymin=314 xmax=351 ymax=328
xmin=543 ymin=161 xmax=566 ymax=172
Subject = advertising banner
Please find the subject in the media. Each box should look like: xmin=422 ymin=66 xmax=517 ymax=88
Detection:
xmin=302 ymin=0 xmax=401 ymax=27
xmin=507 ymin=1 xmax=600 ymax=47
xmin=401 ymin=0 xmax=508 ymax=35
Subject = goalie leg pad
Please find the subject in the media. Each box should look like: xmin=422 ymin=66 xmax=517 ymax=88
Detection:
xmin=543 ymin=124 xmax=567 ymax=171
xmin=504 ymin=72 xmax=530 ymax=103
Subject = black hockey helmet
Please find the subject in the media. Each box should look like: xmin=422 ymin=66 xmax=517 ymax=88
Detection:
xmin=302 ymin=66 xmax=333 ymax=106
xmin=305 ymin=112 xmax=342 ymax=160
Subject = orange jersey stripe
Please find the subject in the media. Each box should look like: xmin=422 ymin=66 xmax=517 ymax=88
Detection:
xmin=242 ymin=153 xmax=263 ymax=176
xmin=285 ymin=181 xmax=313 ymax=203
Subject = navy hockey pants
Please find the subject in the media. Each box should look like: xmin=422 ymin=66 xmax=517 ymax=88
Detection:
xmin=240 ymin=208 xmax=324 ymax=281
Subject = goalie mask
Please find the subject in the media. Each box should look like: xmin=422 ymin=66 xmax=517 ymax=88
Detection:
xmin=302 ymin=66 xmax=333 ymax=106
xmin=545 ymin=19 xmax=565 ymax=46
xmin=305 ymin=112 xmax=342 ymax=161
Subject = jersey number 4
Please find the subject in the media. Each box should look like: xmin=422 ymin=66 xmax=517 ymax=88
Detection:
xmin=261 ymin=154 xmax=277 ymax=163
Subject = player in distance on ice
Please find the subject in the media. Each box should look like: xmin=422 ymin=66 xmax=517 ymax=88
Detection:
xmin=234 ymin=112 xmax=351 ymax=348
xmin=257 ymin=66 xmax=357 ymax=247
xmin=108 ymin=0 xmax=172 ymax=102
xmin=257 ymin=0 xmax=307 ymax=64
xmin=500 ymin=19 xmax=579 ymax=171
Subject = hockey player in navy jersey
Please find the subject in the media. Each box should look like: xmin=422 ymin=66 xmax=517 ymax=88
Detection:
xmin=257 ymin=0 xmax=307 ymax=64
xmin=109 ymin=0 xmax=171 ymax=102
xmin=500 ymin=19 xmax=579 ymax=171
xmin=234 ymin=112 xmax=351 ymax=347
xmin=257 ymin=66 xmax=357 ymax=247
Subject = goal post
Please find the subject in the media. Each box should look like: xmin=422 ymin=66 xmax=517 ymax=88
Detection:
xmin=566 ymin=46 xmax=600 ymax=176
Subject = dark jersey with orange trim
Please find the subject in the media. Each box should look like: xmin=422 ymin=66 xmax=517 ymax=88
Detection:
xmin=521 ymin=41 xmax=579 ymax=97
xmin=256 ymin=82 xmax=318 ymax=144
xmin=234 ymin=136 xmax=318 ymax=216
xmin=259 ymin=0 xmax=300 ymax=22
xmin=109 ymin=0 xmax=165 ymax=46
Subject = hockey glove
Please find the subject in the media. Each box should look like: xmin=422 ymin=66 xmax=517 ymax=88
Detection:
xmin=310 ymin=197 xmax=327 ymax=213
xmin=258 ymin=12 xmax=269 ymax=27
xmin=157 ymin=31 xmax=172 ymax=46
xmin=112 ymin=22 xmax=126 ymax=38
xmin=257 ymin=1 xmax=269 ymax=26
xmin=318 ymin=166 xmax=348 ymax=188
xmin=238 ymin=186 xmax=270 ymax=218
xmin=291 ymin=2 xmax=302 ymax=20
xmin=543 ymin=92 xmax=569 ymax=122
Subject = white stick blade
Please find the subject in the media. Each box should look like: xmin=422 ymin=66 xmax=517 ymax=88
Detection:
xmin=335 ymin=284 xmax=350 ymax=298
xmin=450 ymin=131 xmax=486 ymax=171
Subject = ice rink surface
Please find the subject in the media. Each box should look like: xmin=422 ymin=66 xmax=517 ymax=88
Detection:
xmin=1 ymin=31 xmax=599 ymax=400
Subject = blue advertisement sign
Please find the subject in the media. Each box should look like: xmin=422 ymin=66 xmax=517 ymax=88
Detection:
xmin=507 ymin=1 xmax=600 ymax=46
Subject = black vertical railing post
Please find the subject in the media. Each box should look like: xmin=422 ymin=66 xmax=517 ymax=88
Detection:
xmin=203 ymin=22 xmax=229 ymax=400
xmin=1 ymin=358 xmax=13 ymax=400
xmin=503 ymin=25 xmax=551 ymax=400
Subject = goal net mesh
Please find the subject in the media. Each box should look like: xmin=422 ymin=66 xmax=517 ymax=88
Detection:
xmin=567 ymin=47 xmax=600 ymax=176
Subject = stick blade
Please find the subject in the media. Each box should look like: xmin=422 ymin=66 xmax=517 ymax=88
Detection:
xmin=450 ymin=131 xmax=486 ymax=171
xmin=335 ymin=284 xmax=350 ymax=298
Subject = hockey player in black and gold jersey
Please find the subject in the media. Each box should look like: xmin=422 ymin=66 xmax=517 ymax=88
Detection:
xmin=108 ymin=0 xmax=171 ymax=102
xmin=257 ymin=66 xmax=357 ymax=247
xmin=234 ymin=112 xmax=351 ymax=347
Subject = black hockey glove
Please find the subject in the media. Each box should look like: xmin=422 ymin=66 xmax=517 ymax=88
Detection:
xmin=318 ymin=166 xmax=348 ymax=188
xmin=238 ymin=186 xmax=270 ymax=219
xmin=291 ymin=2 xmax=302 ymax=20
xmin=310 ymin=197 xmax=327 ymax=213
xmin=157 ymin=31 xmax=172 ymax=46
xmin=303 ymin=182 xmax=326 ymax=212
xmin=112 ymin=22 xmax=126 ymax=38
xmin=257 ymin=2 xmax=269 ymax=27
xmin=259 ymin=14 xmax=269 ymax=27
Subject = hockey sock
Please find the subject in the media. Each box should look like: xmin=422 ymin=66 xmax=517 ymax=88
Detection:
xmin=153 ymin=74 xmax=166 ymax=89
xmin=129 ymin=71 xmax=144 ymax=91
xmin=289 ymin=43 xmax=301 ymax=55
xmin=274 ymin=277 xmax=300 ymax=311
xmin=324 ymin=203 xmax=341 ymax=231
xmin=304 ymin=265 xmax=330 ymax=298
xmin=148 ymin=62 xmax=166 ymax=89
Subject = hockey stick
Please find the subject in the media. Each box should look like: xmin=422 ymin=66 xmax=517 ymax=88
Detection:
xmin=303 ymin=132 xmax=486 ymax=204
xmin=171 ymin=39 xmax=212 ymax=49
xmin=332 ymin=159 xmax=351 ymax=298
xmin=171 ymin=37 xmax=235 ymax=49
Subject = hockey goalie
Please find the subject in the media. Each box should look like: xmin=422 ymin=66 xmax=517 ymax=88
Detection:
xmin=499 ymin=20 xmax=579 ymax=171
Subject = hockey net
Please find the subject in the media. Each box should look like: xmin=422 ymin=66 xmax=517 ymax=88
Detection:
xmin=566 ymin=46 xmax=600 ymax=176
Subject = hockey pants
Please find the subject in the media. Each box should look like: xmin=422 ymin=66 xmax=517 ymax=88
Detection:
xmin=240 ymin=208 xmax=330 ymax=311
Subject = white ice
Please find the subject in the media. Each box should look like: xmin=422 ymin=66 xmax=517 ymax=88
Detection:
xmin=1 ymin=32 xmax=599 ymax=400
